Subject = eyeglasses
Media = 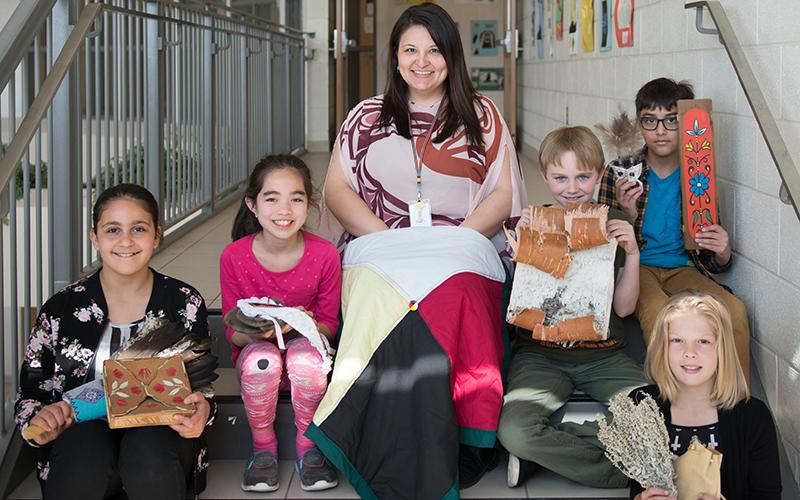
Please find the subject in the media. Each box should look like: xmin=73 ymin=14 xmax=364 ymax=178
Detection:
xmin=639 ymin=115 xmax=679 ymax=131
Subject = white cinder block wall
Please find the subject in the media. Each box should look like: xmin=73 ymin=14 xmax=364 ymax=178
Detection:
xmin=516 ymin=0 xmax=800 ymax=486
xmin=302 ymin=1 xmax=330 ymax=152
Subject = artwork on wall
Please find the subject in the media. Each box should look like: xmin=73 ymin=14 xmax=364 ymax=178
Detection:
xmin=614 ymin=0 xmax=634 ymax=48
xmin=678 ymin=99 xmax=718 ymax=250
xmin=535 ymin=0 xmax=544 ymax=58
xmin=545 ymin=0 xmax=554 ymax=58
xmin=555 ymin=0 xmax=564 ymax=41
xmin=471 ymin=20 xmax=499 ymax=56
xmin=470 ymin=67 xmax=504 ymax=90
xmin=599 ymin=0 xmax=613 ymax=51
xmin=568 ymin=0 xmax=578 ymax=55
xmin=580 ymin=0 xmax=594 ymax=52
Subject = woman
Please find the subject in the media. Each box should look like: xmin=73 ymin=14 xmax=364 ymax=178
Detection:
xmin=15 ymin=184 xmax=216 ymax=500
xmin=311 ymin=4 xmax=527 ymax=498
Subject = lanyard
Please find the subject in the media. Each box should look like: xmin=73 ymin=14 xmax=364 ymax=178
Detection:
xmin=409 ymin=105 xmax=441 ymax=201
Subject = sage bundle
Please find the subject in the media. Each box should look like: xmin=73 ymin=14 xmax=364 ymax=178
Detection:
xmin=596 ymin=393 xmax=677 ymax=495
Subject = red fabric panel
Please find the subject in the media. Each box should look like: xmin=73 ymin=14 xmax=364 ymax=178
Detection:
xmin=417 ymin=272 xmax=504 ymax=433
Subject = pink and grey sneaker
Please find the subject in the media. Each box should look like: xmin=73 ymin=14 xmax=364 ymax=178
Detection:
xmin=296 ymin=448 xmax=339 ymax=491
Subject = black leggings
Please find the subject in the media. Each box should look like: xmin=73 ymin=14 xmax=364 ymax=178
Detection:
xmin=42 ymin=421 xmax=195 ymax=500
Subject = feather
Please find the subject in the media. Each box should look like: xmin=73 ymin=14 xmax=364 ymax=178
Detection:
xmin=595 ymin=111 xmax=643 ymax=163
xmin=113 ymin=320 xmax=187 ymax=360
xmin=112 ymin=317 xmax=218 ymax=395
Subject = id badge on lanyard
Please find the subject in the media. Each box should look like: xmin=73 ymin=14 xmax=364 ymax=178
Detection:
xmin=409 ymin=106 xmax=440 ymax=228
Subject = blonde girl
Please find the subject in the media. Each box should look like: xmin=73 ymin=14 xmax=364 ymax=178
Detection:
xmin=630 ymin=292 xmax=781 ymax=500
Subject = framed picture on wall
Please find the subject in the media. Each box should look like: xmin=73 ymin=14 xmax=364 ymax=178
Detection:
xmin=470 ymin=67 xmax=504 ymax=90
xmin=471 ymin=19 xmax=499 ymax=56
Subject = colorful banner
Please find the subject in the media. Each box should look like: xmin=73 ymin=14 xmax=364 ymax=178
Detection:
xmin=599 ymin=0 xmax=613 ymax=51
xmin=580 ymin=0 xmax=594 ymax=52
xmin=614 ymin=0 xmax=634 ymax=48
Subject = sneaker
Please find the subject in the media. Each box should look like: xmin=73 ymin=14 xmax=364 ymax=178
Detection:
xmin=296 ymin=448 xmax=338 ymax=491
xmin=506 ymin=453 xmax=540 ymax=488
xmin=458 ymin=444 xmax=498 ymax=489
xmin=241 ymin=450 xmax=280 ymax=492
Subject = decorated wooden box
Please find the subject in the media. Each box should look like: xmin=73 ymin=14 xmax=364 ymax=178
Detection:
xmin=103 ymin=355 xmax=194 ymax=429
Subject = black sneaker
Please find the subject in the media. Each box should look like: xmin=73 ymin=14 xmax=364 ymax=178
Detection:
xmin=506 ymin=453 xmax=540 ymax=488
xmin=296 ymin=448 xmax=338 ymax=491
xmin=241 ymin=450 xmax=280 ymax=492
xmin=458 ymin=444 xmax=498 ymax=489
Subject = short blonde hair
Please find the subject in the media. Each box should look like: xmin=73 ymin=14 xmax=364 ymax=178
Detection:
xmin=645 ymin=291 xmax=749 ymax=410
xmin=538 ymin=126 xmax=605 ymax=175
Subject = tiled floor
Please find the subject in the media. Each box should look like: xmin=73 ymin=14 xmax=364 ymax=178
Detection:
xmin=150 ymin=150 xmax=551 ymax=308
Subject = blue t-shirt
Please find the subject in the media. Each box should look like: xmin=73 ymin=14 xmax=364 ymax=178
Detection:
xmin=640 ymin=167 xmax=691 ymax=268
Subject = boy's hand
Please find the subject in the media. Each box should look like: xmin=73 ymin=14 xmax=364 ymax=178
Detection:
xmin=516 ymin=207 xmax=532 ymax=230
xmin=606 ymin=219 xmax=639 ymax=256
xmin=695 ymin=224 xmax=731 ymax=266
xmin=615 ymin=177 xmax=643 ymax=220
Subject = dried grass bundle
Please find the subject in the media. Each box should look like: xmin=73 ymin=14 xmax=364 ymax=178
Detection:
xmin=596 ymin=393 xmax=677 ymax=495
xmin=595 ymin=111 xmax=642 ymax=164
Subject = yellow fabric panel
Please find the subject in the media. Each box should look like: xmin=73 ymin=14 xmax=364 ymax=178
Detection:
xmin=313 ymin=264 xmax=409 ymax=424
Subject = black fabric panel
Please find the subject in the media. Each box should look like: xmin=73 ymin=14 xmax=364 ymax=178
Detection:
xmin=319 ymin=312 xmax=457 ymax=499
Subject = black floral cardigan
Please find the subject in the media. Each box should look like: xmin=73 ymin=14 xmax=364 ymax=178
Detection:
xmin=14 ymin=268 xmax=212 ymax=493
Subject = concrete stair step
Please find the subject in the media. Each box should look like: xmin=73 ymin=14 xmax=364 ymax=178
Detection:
xmin=8 ymin=456 xmax=628 ymax=499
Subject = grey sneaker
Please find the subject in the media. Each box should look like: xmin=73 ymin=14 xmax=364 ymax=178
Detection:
xmin=241 ymin=450 xmax=280 ymax=492
xmin=296 ymin=448 xmax=338 ymax=491
xmin=506 ymin=453 xmax=539 ymax=488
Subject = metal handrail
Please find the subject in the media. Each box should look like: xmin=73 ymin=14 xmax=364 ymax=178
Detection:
xmin=0 ymin=4 xmax=102 ymax=193
xmin=143 ymin=0 xmax=308 ymax=42
xmin=0 ymin=0 xmax=57 ymax=90
xmin=686 ymin=1 xmax=800 ymax=220
xmin=0 ymin=0 xmax=308 ymax=191
xmin=185 ymin=0 xmax=314 ymax=38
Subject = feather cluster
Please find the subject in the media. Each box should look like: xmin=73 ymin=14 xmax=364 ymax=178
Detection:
xmin=596 ymin=393 xmax=677 ymax=495
xmin=595 ymin=111 xmax=642 ymax=165
xmin=114 ymin=318 xmax=218 ymax=396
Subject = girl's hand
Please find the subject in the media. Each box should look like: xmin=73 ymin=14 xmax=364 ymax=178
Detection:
xmin=697 ymin=494 xmax=719 ymax=500
xmin=606 ymin=219 xmax=640 ymax=256
xmin=634 ymin=487 xmax=676 ymax=500
xmin=29 ymin=401 xmax=74 ymax=445
xmin=615 ymin=177 xmax=643 ymax=220
xmin=170 ymin=393 xmax=210 ymax=439
xmin=694 ymin=224 xmax=731 ymax=265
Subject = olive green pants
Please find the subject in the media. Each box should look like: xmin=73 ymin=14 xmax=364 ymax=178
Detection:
xmin=497 ymin=346 xmax=647 ymax=488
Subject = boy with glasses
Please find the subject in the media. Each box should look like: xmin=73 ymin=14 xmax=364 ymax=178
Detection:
xmin=598 ymin=77 xmax=750 ymax=380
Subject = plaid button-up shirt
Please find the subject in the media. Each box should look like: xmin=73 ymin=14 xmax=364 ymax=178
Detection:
xmin=596 ymin=148 xmax=732 ymax=278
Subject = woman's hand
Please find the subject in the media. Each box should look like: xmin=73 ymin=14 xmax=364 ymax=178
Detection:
xmin=615 ymin=177 xmax=643 ymax=220
xmin=170 ymin=393 xmax=211 ymax=439
xmin=634 ymin=487 xmax=676 ymax=500
xmin=29 ymin=401 xmax=74 ymax=445
xmin=697 ymin=493 xmax=720 ymax=500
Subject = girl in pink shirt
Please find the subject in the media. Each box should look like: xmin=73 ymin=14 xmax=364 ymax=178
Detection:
xmin=220 ymin=155 xmax=341 ymax=492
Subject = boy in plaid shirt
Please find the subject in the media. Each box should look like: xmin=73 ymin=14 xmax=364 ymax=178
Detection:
xmin=597 ymin=77 xmax=750 ymax=379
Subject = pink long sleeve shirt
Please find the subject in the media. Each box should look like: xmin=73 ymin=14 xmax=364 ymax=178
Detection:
xmin=220 ymin=231 xmax=342 ymax=363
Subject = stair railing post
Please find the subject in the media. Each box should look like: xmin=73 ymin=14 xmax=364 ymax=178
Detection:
xmin=202 ymin=11 xmax=214 ymax=214
xmin=144 ymin=1 xmax=164 ymax=213
xmin=51 ymin=0 xmax=81 ymax=290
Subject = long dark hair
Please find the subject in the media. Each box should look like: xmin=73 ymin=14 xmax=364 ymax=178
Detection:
xmin=376 ymin=3 xmax=484 ymax=147
xmin=231 ymin=154 xmax=316 ymax=241
xmin=93 ymin=183 xmax=161 ymax=238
